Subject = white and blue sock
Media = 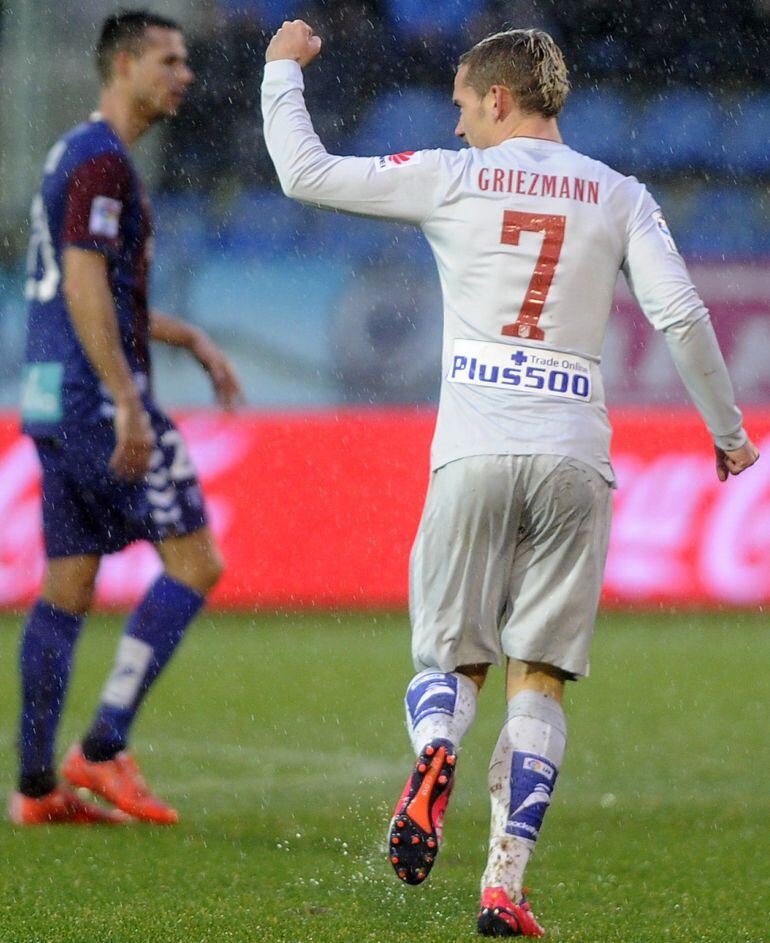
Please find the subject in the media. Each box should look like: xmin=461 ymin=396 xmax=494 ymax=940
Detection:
xmin=18 ymin=600 xmax=83 ymax=796
xmin=82 ymin=575 xmax=204 ymax=761
xmin=404 ymin=669 xmax=478 ymax=756
xmin=482 ymin=690 xmax=567 ymax=900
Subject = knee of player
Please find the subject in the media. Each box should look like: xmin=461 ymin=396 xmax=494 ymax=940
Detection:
xmin=42 ymin=568 xmax=96 ymax=615
xmin=203 ymin=550 xmax=225 ymax=593
xmin=456 ymin=663 xmax=490 ymax=690
xmin=42 ymin=587 xmax=94 ymax=616
xmin=188 ymin=545 xmax=225 ymax=595
xmin=160 ymin=531 xmax=225 ymax=596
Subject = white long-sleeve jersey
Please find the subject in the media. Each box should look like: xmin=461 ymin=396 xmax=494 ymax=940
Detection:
xmin=262 ymin=60 xmax=746 ymax=482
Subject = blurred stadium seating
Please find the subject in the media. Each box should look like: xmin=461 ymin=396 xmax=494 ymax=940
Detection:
xmin=383 ymin=0 xmax=486 ymax=37
xmin=557 ymin=88 xmax=633 ymax=168
xmin=348 ymin=87 xmax=460 ymax=154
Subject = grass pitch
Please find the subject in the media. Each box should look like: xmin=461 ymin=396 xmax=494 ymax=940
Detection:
xmin=0 ymin=609 xmax=767 ymax=942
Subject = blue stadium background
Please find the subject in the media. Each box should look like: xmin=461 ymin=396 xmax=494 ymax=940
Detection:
xmin=0 ymin=0 xmax=767 ymax=409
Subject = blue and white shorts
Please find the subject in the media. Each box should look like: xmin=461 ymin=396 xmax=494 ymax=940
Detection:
xmin=34 ymin=409 xmax=207 ymax=558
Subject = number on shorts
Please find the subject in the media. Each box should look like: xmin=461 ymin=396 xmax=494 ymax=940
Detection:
xmin=160 ymin=429 xmax=196 ymax=482
xmin=500 ymin=211 xmax=566 ymax=341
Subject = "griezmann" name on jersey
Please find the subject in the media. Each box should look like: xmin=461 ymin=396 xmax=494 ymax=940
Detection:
xmin=478 ymin=168 xmax=600 ymax=204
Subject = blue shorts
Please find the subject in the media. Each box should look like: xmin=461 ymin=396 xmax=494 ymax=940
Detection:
xmin=34 ymin=410 xmax=208 ymax=558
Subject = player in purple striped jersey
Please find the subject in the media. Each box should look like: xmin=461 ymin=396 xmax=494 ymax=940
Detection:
xmin=10 ymin=10 xmax=243 ymax=826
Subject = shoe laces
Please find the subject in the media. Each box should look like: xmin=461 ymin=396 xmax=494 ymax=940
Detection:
xmin=115 ymin=753 xmax=150 ymax=797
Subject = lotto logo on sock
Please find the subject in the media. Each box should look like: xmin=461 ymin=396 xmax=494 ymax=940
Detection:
xmin=406 ymin=672 xmax=457 ymax=726
xmin=506 ymin=752 xmax=558 ymax=842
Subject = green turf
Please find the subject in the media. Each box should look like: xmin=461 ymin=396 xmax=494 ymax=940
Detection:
xmin=0 ymin=609 xmax=767 ymax=942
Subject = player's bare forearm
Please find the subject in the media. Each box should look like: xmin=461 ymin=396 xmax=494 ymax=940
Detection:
xmin=63 ymin=247 xmax=152 ymax=477
xmin=265 ymin=19 xmax=322 ymax=67
xmin=151 ymin=310 xmax=244 ymax=411
xmin=63 ymin=248 xmax=140 ymax=407
xmin=150 ymin=309 xmax=203 ymax=348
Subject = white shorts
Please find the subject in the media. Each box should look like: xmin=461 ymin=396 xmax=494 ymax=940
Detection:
xmin=409 ymin=454 xmax=612 ymax=679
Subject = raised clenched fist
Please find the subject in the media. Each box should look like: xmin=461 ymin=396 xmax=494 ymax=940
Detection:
xmin=265 ymin=19 xmax=322 ymax=68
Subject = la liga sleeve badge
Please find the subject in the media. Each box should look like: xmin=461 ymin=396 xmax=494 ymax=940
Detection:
xmin=88 ymin=195 xmax=122 ymax=238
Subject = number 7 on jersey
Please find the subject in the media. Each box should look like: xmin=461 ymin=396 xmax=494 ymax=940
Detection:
xmin=500 ymin=211 xmax=566 ymax=341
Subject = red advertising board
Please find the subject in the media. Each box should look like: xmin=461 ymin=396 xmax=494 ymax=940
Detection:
xmin=0 ymin=408 xmax=768 ymax=609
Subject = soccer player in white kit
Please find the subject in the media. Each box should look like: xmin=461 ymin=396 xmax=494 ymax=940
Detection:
xmin=261 ymin=21 xmax=759 ymax=937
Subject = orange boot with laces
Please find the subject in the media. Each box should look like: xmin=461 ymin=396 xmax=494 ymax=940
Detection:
xmin=62 ymin=744 xmax=178 ymax=824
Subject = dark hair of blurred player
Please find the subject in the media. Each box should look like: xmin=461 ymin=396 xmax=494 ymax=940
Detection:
xmin=96 ymin=11 xmax=181 ymax=82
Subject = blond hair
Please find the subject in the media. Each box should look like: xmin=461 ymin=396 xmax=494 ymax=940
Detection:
xmin=458 ymin=29 xmax=570 ymax=118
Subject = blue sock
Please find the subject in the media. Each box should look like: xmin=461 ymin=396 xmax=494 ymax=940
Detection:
xmin=19 ymin=600 xmax=83 ymax=795
xmin=82 ymin=575 xmax=204 ymax=760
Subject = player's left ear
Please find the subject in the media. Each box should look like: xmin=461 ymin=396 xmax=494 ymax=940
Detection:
xmin=111 ymin=48 xmax=136 ymax=82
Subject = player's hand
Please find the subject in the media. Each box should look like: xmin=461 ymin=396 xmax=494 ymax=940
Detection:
xmin=110 ymin=399 xmax=154 ymax=480
xmin=714 ymin=440 xmax=760 ymax=482
xmin=265 ymin=19 xmax=322 ymax=67
xmin=192 ymin=333 xmax=244 ymax=411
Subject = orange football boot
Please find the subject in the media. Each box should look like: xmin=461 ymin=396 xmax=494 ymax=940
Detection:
xmin=477 ymin=886 xmax=546 ymax=937
xmin=388 ymin=739 xmax=456 ymax=885
xmin=8 ymin=787 xmax=128 ymax=825
xmin=62 ymin=744 xmax=178 ymax=824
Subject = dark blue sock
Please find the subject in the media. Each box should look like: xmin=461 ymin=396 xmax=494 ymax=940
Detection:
xmin=82 ymin=575 xmax=204 ymax=760
xmin=19 ymin=600 xmax=83 ymax=795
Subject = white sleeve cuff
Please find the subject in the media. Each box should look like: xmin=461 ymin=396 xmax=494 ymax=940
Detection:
xmin=262 ymin=59 xmax=304 ymax=90
xmin=714 ymin=428 xmax=748 ymax=452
